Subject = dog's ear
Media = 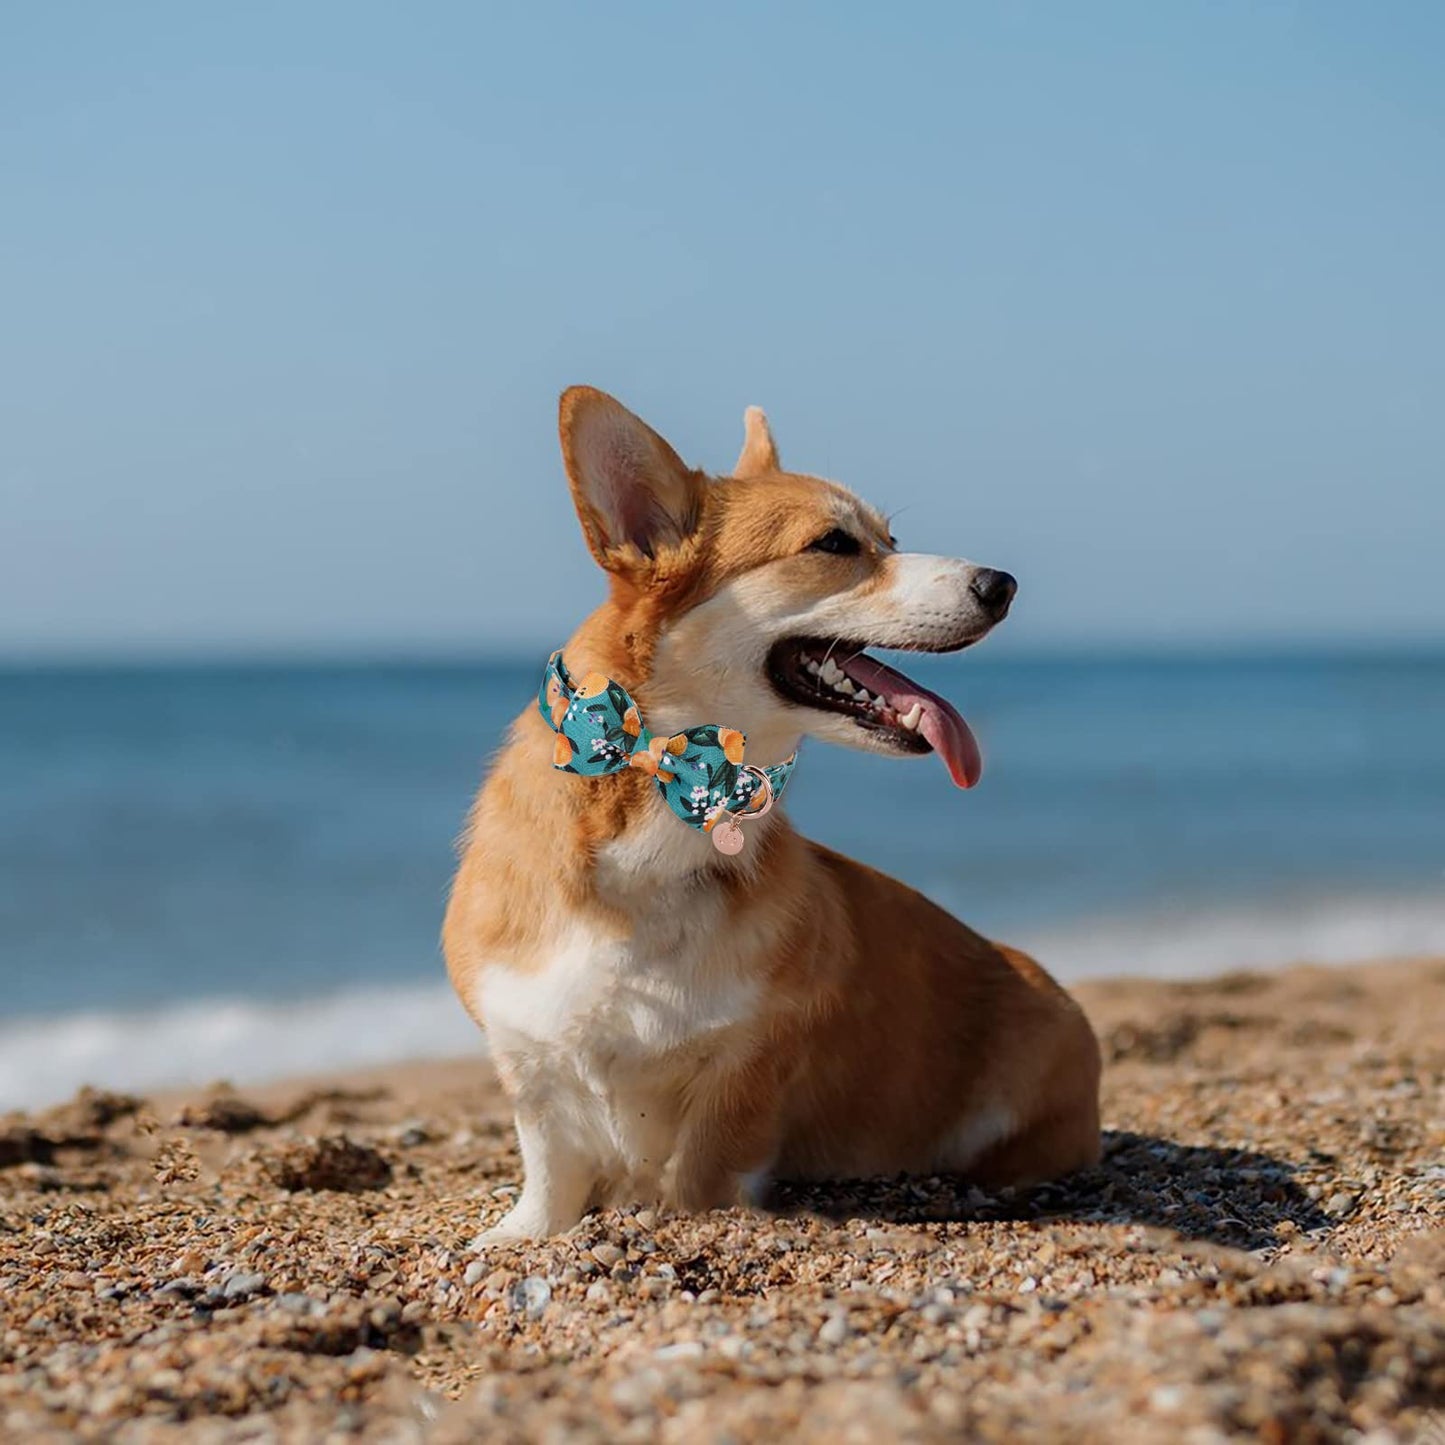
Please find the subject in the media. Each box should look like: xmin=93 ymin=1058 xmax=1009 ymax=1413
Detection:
xmin=558 ymin=387 xmax=702 ymax=570
xmin=733 ymin=405 xmax=780 ymax=477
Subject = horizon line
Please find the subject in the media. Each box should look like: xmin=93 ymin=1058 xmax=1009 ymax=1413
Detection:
xmin=3 ymin=635 xmax=1445 ymax=673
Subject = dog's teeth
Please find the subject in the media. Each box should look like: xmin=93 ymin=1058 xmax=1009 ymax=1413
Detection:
xmin=836 ymin=678 xmax=855 ymax=695
xmin=820 ymin=659 xmax=842 ymax=684
xmin=899 ymin=702 xmax=924 ymax=731
xmin=805 ymin=660 xmax=821 ymax=676
xmin=856 ymin=689 xmax=871 ymax=704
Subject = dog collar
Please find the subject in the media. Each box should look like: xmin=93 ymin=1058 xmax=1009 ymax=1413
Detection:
xmin=538 ymin=651 xmax=797 ymax=854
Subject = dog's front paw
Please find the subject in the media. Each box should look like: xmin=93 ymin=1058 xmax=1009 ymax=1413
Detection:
xmin=467 ymin=1214 xmax=538 ymax=1254
xmin=467 ymin=1194 xmax=581 ymax=1252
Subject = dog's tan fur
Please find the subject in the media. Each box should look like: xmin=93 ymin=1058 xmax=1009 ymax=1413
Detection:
xmin=444 ymin=387 xmax=1101 ymax=1243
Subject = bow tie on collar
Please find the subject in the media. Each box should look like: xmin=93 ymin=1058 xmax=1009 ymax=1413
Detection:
xmin=538 ymin=651 xmax=797 ymax=854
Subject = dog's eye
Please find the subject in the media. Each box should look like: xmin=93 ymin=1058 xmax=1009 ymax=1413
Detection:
xmin=807 ymin=528 xmax=861 ymax=556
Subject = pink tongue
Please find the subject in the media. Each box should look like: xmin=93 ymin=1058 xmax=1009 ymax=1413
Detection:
xmin=839 ymin=653 xmax=983 ymax=789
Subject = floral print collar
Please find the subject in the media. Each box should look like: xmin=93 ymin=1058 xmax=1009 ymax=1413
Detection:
xmin=538 ymin=651 xmax=797 ymax=854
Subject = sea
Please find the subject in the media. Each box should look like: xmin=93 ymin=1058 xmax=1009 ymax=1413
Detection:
xmin=2 ymin=651 xmax=1442 ymax=1111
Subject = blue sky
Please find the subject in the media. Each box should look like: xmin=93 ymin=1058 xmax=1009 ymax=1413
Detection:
xmin=3 ymin=2 xmax=1442 ymax=657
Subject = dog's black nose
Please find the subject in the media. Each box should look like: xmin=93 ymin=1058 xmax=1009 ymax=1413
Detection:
xmin=969 ymin=567 xmax=1017 ymax=617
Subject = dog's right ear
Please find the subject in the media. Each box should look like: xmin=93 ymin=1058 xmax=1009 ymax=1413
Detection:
xmin=558 ymin=387 xmax=702 ymax=572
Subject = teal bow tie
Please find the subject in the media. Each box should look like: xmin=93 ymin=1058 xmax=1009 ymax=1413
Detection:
xmin=538 ymin=651 xmax=797 ymax=837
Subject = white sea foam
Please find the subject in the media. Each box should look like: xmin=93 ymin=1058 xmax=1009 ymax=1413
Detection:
xmin=0 ymin=982 xmax=480 ymax=1114
xmin=3 ymin=891 xmax=1443 ymax=1113
xmin=1017 ymin=889 xmax=1445 ymax=982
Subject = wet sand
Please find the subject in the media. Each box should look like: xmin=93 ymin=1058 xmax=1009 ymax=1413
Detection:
xmin=2 ymin=957 xmax=1443 ymax=1442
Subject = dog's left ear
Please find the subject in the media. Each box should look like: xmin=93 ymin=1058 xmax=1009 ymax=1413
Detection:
xmin=733 ymin=405 xmax=780 ymax=477
xmin=558 ymin=387 xmax=702 ymax=570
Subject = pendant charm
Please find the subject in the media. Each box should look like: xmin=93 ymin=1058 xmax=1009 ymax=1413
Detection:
xmin=711 ymin=815 xmax=746 ymax=855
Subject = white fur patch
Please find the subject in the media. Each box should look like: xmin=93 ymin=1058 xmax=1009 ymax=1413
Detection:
xmin=595 ymin=798 xmax=722 ymax=887
xmin=477 ymin=906 xmax=765 ymax=1195
xmin=593 ymin=793 xmax=781 ymax=892
xmin=935 ymin=1103 xmax=1017 ymax=1172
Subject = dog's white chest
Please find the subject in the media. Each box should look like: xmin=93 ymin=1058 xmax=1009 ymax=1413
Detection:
xmin=481 ymin=927 xmax=758 ymax=1059
xmin=475 ymin=906 xmax=763 ymax=1177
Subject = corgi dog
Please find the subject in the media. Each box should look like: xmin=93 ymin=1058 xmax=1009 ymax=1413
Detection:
xmin=444 ymin=387 xmax=1101 ymax=1245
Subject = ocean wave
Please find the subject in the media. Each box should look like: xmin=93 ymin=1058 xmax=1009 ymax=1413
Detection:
xmin=3 ymin=891 xmax=1443 ymax=1113
xmin=1016 ymin=889 xmax=1445 ymax=981
xmin=0 ymin=982 xmax=480 ymax=1114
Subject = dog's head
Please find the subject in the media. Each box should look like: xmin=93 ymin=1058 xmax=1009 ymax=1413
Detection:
xmin=558 ymin=386 xmax=1016 ymax=786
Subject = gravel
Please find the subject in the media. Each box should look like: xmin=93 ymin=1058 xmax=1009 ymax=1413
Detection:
xmin=1 ymin=955 xmax=1442 ymax=1442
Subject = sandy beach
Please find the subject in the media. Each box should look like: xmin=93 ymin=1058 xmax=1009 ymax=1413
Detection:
xmin=2 ymin=956 xmax=1442 ymax=1443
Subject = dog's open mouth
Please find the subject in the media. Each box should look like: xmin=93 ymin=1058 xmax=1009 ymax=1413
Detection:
xmin=766 ymin=638 xmax=983 ymax=787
